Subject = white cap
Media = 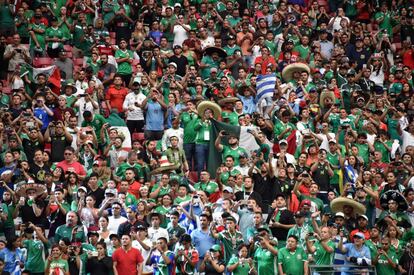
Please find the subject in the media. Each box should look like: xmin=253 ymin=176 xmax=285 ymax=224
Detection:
xmin=279 ymin=139 xmax=288 ymax=145
xmin=334 ymin=212 xmax=345 ymax=218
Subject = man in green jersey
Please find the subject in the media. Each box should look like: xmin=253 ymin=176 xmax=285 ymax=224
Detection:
xmin=372 ymin=237 xmax=398 ymax=275
xmin=55 ymin=211 xmax=86 ymax=243
xmin=215 ymin=131 xmax=248 ymax=167
xmin=23 ymin=223 xmax=49 ymax=275
xmin=253 ymin=227 xmax=278 ymax=275
xmin=278 ymin=235 xmax=309 ymax=275
xmin=211 ymin=216 xmax=244 ymax=264
xmin=305 ymin=226 xmax=335 ymax=274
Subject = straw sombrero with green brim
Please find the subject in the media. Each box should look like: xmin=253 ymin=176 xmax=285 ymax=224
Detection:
xmin=330 ymin=197 xmax=366 ymax=216
xmin=150 ymin=156 xmax=180 ymax=175
xmin=282 ymin=63 xmax=310 ymax=82
xmin=15 ymin=182 xmax=47 ymax=197
xmin=197 ymin=101 xmax=222 ymax=120
xmin=218 ymin=96 xmax=239 ymax=106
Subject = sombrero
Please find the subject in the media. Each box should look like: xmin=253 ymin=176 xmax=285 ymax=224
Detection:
xmin=150 ymin=156 xmax=180 ymax=175
xmin=197 ymin=101 xmax=222 ymax=120
xmin=62 ymin=79 xmax=78 ymax=92
xmin=380 ymin=190 xmax=408 ymax=212
xmin=330 ymin=197 xmax=366 ymax=216
xmin=15 ymin=182 xmax=47 ymax=197
xmin=281 ymin=63 xmax=310 ymax=82
xmin=146 ymin=212 xmax=165 ymax=224
xmin=203 ymin=46 xmax=227 ymax=59
xmin=319 ymin=90 xmax=336 ymax=108
xmin=218 ymin=96 xmax=239 ymax=106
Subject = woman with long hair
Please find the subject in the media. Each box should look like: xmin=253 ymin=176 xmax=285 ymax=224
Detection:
xmin=0 ymin=236 xmax=24 ymax=274
xmin=130 ymin=21 xmax=147 ymax=51
xmin=386 ymin=224 xmax=404 ymax=259
xmin=65 ymin=172 xmax=80 ymax=204
xmin=78 ymin=195 xmax=99 ymax=227
xmin=227 ymin=244 xmax=254 ymax=275
xmin=86 ymin=241 xmax=113 ymax=275
xmin=98 ymin=216 xmax=111 ymax=247
xmin=45 ymin=244 xmax=70 ymax=275
xmin=199 ymin=244 xmax=225 ymax=275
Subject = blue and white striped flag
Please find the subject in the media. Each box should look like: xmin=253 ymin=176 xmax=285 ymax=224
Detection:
xmin=256 ymin=73 xmax=277 ymax=104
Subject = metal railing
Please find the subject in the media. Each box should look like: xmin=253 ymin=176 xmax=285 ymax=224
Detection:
xmin=309 ymin=264 xmax=377 ymax=274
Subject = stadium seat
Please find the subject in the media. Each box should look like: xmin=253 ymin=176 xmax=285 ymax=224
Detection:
xmin=132 ymin=132 xmax=145 ymax=142
xmin=33 ymin=57 xmax=54 ymax=68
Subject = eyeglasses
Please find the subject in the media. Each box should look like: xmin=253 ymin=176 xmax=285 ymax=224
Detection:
xmin=64 ymin=153 xmax=73 ymax=155
xmin=112 ymin=207 xmax=121 ymax=210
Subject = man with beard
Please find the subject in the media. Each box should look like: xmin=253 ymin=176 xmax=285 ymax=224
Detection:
xmin=248 ymin=155 xmax=276 ymax=212
xmin=44 ymin=120 xmax=73 ymax=163
xmin=211 ymin=216 xmax=244 ymax=264
xmin=55 ymin=211 xmax=86 ymax=243
xmin=215 ymin=132 xmax=248 ymax=167
xmin=234 ymin=176 xmax=263 ymax=209
xmin=267 ymin=194 xmax=295 ymax=248
xmin=98 ymin=54 xmax=116 ymax=88
xmin=123 ymin=81 xmax=146 ymax=135
xmin=104 ymin=136 xmax=129 ymax=169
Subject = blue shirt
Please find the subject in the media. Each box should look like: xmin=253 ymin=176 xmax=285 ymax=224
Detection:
xmin=190 ymin=229 xmax=216 ymax=258
xmin=0 ymin=247 xmax=24 ymax=274
xmin=342 ymin=243 xmax=371 ymax=275
xmin=145 ymin=100 xmax=164 ymax=131
xmin=237 ymin=95 xmax=256 ymax=114
xmin=34 ymin=107 xmax=51 ymax=131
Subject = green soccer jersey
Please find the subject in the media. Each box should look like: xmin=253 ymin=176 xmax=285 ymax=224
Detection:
xmin=278 ymin=247 xmax=307 ymax=275
xmin=46 ymin=27 xmax=64 ymax=49
xmin=81 ymin=114 xmax=107 ymax=143
xmin=194 ymin=119 xmax=212 ymax=145
xmin=116 ymin=162 xmax=144 ymax=180
xmin=274 ymin=120 xmax=296 ymax=141
xmin=29 ymin=23 xmax=46 ymax=49
xmin=227 ymin=256 xmax=251 ymax=275
xmin=375 ymin=249 xmax=398 ymax=275
xmin=354 ymin=143 xmax=369 ymax=165
xmin=24 ymin=239 xmax=47 ymax=273
xmin=221 ymin=145 xmax=247 ymax=166
xmin=313 ymin=240 xmax=335 ymax=265
xmin=194 ymin=181 xmax=219 ymax=195
xmin=218 ymin=230 xmax=244 ymax=264
xmin=174 ymin=194 xmax=191 ymax=205
xmin=181 ymin=112 xmax=198 ymax=144
xmin=115 ymin=49 xmax=134 ymax=75
xmin=220 ymin=168 xmax=241 ymax=185
xmin=54 ymin=224 xmax=86 ymax=243
xmin=254 ymin=246 xmax=278 ymax=275
xmin=47 ymin=258 xmax=69 ymax=274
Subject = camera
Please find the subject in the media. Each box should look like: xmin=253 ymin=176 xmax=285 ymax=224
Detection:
xmin=15 ymin=48 xmax=22 ymax=53
xmin=79 ymin=94 xmax=87 ymax=97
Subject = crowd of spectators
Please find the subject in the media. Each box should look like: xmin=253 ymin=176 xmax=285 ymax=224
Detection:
xmin=0 ymin=0 xmax=414 ymax=274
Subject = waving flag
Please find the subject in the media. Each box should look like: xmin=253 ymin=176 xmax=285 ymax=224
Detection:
xmin=106 ymin=112 xmax=132 ymax=150
xmin=20 ymin=64 xmax=61 ymax=94
xmin=207 ymin=119 xmax=260 ymax=176
xmin=255 ymin=73 xmax=277 ymax=104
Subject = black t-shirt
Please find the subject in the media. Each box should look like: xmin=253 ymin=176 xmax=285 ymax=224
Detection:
xmin=267 ymin=208 xmax=295 ymax=242
xmin=311 ymin=163 xmax=330 ymax=191
xmin=168 ymin=55 xmax=188 ymax=77
xmin=86 ymin=256 xmax=113 ymax=275
xmin=29 ymin=163 xmax=51 ymax=184
xmin=252 ymin=172 xmax=277 ymax=209
xmin=22 ymin=138 xmax=44 ymax=165
xmin=50 ymin=135 xmax=71 ymax=162
xmin=87 ymin=187 xmax=105 ymax=208
xmin=204 ymin=260 xmax=225 ymax=275
xmin=20 ymin=200 xmax=49 ymax=228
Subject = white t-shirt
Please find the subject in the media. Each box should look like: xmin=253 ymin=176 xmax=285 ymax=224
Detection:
xmin=401 ymin=130 xmax=414 ymax=153
xmin=132 ymin=238 xmax=153 ymax=273
xmin=173 ymin=24 xmax=190 ymax=47
xmin=122 ymin=91 xmax=146 ymax=121
xmin=148 ymin=227 xmax=169 ymax=243
xmin=108 ymin=215 xmax=128 ymax=234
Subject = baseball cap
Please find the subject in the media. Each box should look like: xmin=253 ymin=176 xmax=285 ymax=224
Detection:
xmin=136 ymin=225 xmax=147 ymax=231
xmin=279 ymin=139 xmax=288 ymax=145
xmin=105 ymin=188 xmax=117 ymax=196
xmin=168 ymin=62 xmax=177 ymax=68
xmin=328 ymin=139 xmax=337 ymax=144
xmin=78 ymin=186 xmax=87 ymax=193
xmin=358 ymin=215 xmax=369 ymax=221
xmin=301 ymin=200 xmax=311 ymax=207
xmin=210 ymin=244 xmax=221 ymax=252
xmin=174 ymin=3 xmax=181 ymax=7
xmin=354 ymin=232 xmax=365 ymax=239
xmin=210 ymin=67 xmax=218 ymax=73
xmin=223 ymin=186 xmax=233 ymax=193
xmin=334 ymin=212 xmax=345 ymax=219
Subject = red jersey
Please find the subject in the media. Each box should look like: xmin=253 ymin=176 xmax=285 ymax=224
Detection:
xmin=112 ymin=247 xmax=144 ymax=275
xmin=105 ymin=85 xmax=128 ymax=113
xmin=57 ymin=160 xmax=86 ymax=176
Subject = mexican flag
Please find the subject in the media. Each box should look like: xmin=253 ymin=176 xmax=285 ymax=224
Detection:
xmin=106 ymin=112 xmax=131 ymax=150
xmin=207 ymin=119 xmax=260 ymax=176
xmin=20 ymin=64 xmax=61 ymax=94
